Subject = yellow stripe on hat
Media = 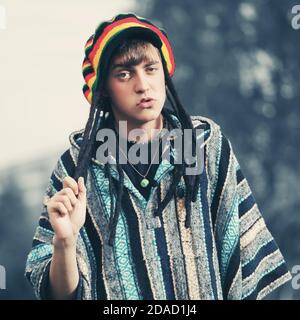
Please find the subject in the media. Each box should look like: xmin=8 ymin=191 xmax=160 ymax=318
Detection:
xmin=92 ymin=22 xmax=148 ymax=71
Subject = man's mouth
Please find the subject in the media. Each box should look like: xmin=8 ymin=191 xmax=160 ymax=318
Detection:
xmin=137 ymin=98 xmax=155 ymax=108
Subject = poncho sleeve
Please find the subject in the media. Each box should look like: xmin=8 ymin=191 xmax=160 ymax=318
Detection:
xmin=24 ymin=149 xmax=92 ymax=300
xmin=208 ymin=125 xmax=292 ymax=300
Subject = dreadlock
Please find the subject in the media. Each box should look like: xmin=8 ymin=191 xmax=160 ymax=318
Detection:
xmin=154 ymin=54 xmax=201 ymax=229
xmin=73 ymin=87 xmax=106 ymax=182
xmin=74 ymin=38 xmax=202 ymax=246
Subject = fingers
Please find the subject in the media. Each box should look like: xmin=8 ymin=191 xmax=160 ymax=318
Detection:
xmin=48 ymin=176 xmax=86 ymax=217
xmin=48 ymin=194 xmax=73 ymax=217
xmin=51 ymin=202 xmax=68 ymax=216
xmin=77 ymin=177 xmax=86 ymax=202
xmin=55 ymin=195 xmax=73 ymax=212
xmin=61 ymin=187 xmax=78 ymax=206
xmin=63 ymin=176 xmax=78 ymax=196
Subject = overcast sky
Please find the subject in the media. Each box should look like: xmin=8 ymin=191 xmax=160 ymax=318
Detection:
xmin=0 ymin=0 xmax=136 ymax=170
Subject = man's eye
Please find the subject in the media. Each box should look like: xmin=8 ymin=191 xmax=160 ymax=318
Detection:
xmin=116 ymin=71 xmax=130 ymax=79
xmin=147 ymin=67 xmax=157 ymax=72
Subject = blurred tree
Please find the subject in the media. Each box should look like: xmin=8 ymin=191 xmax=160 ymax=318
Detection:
xmin=0 ymin=176 xmax=35 ymax=299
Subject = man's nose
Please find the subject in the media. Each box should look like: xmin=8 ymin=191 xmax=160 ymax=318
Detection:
xmin=134 ymin=71 xmax=149 ymax=93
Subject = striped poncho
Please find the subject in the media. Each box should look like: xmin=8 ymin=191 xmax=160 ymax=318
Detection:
xmin=25 ymin=112 xmax=291 ymax=300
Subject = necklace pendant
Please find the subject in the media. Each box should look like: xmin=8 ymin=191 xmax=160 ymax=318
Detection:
xmin=140 ymin=178 xmax=150 ymax=188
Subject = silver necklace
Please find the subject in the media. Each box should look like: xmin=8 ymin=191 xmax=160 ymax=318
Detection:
xmin=118 ymin=139 xmax=162 ymax=188
xmin=116 ymin=116 xmax=165 ymax=188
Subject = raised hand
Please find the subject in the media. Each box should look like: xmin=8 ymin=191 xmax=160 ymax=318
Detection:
xmin=47 ymin=176 xmax=87 ymax=247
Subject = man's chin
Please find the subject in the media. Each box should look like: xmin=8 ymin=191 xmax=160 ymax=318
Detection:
xmin=133 ymin=108 xmax=161 ymax=122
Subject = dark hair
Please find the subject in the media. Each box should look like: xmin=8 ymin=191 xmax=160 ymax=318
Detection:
xmin=74 ymin=38 xmax=200 ymax=246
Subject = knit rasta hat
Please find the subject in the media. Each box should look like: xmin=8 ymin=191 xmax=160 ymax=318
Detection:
xmin=82 ymin=13 xmax=176 ymax=105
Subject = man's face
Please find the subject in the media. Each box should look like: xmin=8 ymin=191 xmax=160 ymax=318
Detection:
xmin=106 ymin=43 xmax=166 ymax=126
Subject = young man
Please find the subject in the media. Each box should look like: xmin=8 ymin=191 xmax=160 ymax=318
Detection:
xmin=25 ymin=13 xmax=291 ymax=300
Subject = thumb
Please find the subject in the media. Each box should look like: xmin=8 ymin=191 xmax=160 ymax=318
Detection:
xmin=77 ymin=177 xmax=86 ymax=202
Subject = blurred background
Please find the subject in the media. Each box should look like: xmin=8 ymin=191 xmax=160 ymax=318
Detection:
xmin=0 ymin=0 xmax=299 ymax=299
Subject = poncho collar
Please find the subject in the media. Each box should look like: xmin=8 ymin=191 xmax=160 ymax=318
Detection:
xmin=68 ymin=112 xmax=215 ymax=202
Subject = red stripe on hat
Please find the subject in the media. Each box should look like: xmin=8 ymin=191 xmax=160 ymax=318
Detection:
xmin=88 ymin=16 xmax=174 ymax=73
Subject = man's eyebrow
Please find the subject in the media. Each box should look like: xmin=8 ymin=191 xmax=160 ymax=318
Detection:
xmin=111 ymin=60 xmax=159 ymax=71
xmin=144 ymin=60 xmax=159 ymax=67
